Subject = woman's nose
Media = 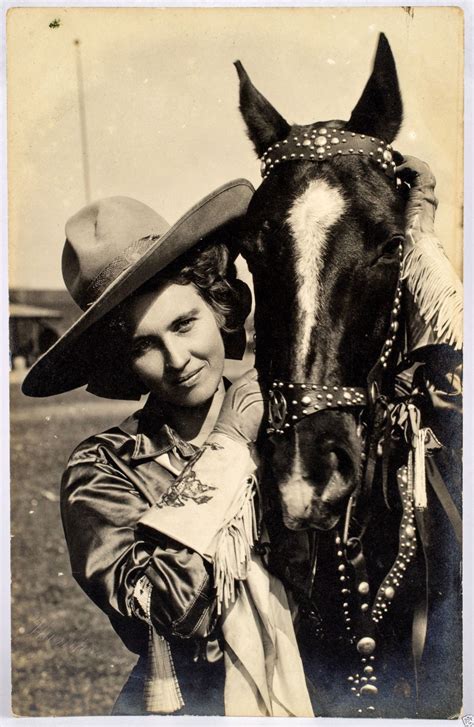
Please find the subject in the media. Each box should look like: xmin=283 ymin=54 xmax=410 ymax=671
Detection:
xmin=163 ymin=338 xmax=191 ymax=371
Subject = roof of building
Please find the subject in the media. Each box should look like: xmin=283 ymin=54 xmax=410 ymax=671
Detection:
xmin=10 ymin=303 xmax=62 ymax=319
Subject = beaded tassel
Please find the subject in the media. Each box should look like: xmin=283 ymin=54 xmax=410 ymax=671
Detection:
xmin=134 ymin=574 xmax=184 ymax=713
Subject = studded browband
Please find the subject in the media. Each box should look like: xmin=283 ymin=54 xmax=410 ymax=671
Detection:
xmin=260 ymin=125 xmax=398 ymax=181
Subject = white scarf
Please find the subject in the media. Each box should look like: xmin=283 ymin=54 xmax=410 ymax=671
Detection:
xmin=138 ymin=434 xmax=313 ymax=717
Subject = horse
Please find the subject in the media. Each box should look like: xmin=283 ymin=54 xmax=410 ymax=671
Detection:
xmin=234 ymin=34 xmax=462 ymax=718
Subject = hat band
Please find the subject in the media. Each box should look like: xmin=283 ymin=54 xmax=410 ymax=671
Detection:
xmin=79 ymin=235 xmax=160 ymax=309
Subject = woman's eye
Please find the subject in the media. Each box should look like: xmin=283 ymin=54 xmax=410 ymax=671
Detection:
xmin=175 ymin=317 xmax=196 ymax=333
xmin=131 ymin=338 xmax=153 ymax=357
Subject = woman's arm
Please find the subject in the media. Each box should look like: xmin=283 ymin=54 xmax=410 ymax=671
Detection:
xmin=61 ymin=433 xmax=217 ymax=642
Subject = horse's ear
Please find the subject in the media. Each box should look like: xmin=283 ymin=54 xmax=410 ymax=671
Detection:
xmin=235 ymin=61 xmax=290 ymax=157
xmin=346 ymin=34 xmax=403 ymax=143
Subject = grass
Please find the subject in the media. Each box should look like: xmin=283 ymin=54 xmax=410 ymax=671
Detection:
xmin=10 ymin=382 xmax=139 ymax=716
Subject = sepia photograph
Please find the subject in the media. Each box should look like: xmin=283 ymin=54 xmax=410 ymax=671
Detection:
xmin=7 ymin=5 xmax=464 ymax=721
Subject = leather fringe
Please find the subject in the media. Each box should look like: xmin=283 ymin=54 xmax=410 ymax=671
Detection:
xmin=402 ymin=231 xmax=463 ymax=350
xmin=213 ymin=474 xmax=259 ymax=613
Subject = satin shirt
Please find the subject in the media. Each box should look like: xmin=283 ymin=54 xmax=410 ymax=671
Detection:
xmin=61 ymin=395 xmax=220 ymax=662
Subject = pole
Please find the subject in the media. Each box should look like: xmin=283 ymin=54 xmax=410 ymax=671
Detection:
xmin=74 ymin=39 xmax=91 ymax=204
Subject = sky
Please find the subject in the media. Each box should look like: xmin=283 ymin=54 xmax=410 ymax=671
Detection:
xmin=7 ymin=6 xmax=464 ymax=289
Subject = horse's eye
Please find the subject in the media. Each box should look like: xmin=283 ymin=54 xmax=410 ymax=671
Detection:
xmin=262 ymin=220 xmax=271 ymax=233
xmin=384 ymin=237 xmax=403 ymax=256
xmin=372 ymin=236 xmax=403 ymax=265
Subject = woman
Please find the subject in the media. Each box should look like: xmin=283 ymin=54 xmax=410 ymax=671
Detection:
xmin=22 ymin=181 xmax=312 ymax=717
xmin=22 ymin=161 xmax=460 ymax=716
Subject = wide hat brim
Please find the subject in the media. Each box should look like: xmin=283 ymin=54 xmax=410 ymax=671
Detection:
xmin=22 ymin=179 xmax=254 ymax=397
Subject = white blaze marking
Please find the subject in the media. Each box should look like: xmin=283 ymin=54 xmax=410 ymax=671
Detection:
xmin=286 ymin=179 xmax=345 ymax=372
xmin=279 ymin=438 xmax=314 ymax=522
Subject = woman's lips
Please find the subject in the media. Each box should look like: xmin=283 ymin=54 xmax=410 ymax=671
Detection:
xmin=172 ymin=366 xmax=205 ymax=388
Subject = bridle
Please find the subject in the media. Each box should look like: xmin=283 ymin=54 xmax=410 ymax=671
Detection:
xmin=256 ymin=126 xmax=422 ymax=712
xmin=261 ymin=124 xmax=405 ymax=436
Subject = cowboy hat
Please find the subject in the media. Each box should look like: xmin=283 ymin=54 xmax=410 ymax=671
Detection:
xmin=22 ymin=179 xmax=254 ymax=398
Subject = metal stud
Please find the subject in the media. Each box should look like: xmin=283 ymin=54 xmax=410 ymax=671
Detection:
xmin=360 ymin=684 xmax=378 ymax=696
xmin=357 ymin=637 xmax=376 ymax=655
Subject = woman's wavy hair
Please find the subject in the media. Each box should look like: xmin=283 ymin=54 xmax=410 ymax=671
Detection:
xmin=86 ymin=238 xmax=252 ymax=400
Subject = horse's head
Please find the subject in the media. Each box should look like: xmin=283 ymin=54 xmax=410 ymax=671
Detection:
xmin=236 ymin=34 xmax=407 ymax=531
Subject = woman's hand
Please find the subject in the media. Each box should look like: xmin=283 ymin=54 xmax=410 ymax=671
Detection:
xmin=211 ymin=368 xmax=265 ymax=445
xmin=395 ymin=155 xmax=438 ymax=236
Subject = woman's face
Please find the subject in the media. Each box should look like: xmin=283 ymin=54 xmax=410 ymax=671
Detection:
xmin=127 ymin=282 xmax=225 ymax=408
